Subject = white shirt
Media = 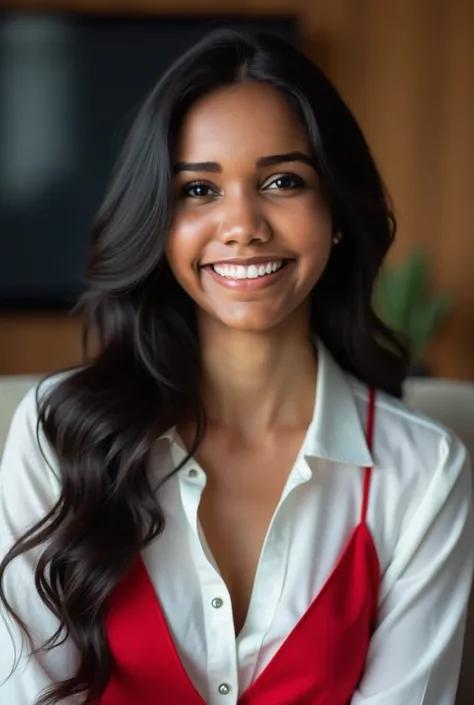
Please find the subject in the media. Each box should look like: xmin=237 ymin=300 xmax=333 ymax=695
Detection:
xmin=1 ymin=344 xmax=473 ymax=705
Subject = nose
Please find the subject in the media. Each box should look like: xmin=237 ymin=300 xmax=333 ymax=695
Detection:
xmin=218 ymin=189 xmax=271 ymax=246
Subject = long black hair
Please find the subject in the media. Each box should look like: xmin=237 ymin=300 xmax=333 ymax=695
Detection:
xmin=0 ymin=28 xmax=409 ymax=704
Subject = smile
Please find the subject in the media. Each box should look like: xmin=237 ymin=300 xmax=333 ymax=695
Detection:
xmin=202 ymin=259 xmax=293 ymax=291
xmin=211 ymin=260 xmax=285 ymax=280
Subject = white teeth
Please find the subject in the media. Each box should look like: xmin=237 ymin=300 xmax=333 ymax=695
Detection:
xmin=247 ymin=265 xmax=259 ymax=279
xmin=212 ymin=261 xmax=285 ymax=280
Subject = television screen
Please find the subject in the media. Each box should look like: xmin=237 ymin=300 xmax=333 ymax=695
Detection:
xmin=0 ymin=11 xmax=297 ymax=309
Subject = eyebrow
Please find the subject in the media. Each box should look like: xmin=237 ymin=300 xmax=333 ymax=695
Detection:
xmin=173 ymin=151 xmax=315 ymax=175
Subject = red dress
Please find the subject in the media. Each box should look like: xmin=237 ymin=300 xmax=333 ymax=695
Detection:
xmin=99 ymin=389 xmax=379 ymax=704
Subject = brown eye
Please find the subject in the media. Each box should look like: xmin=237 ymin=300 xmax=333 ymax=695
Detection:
xmin=265 ymin=174 xmax=305 ymax=191
xmin=181 ymin=182 xmax=217 ymax=199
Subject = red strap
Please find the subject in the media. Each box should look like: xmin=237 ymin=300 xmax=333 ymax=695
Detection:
xmin=361 ymin=387 xmax=376 ymax=524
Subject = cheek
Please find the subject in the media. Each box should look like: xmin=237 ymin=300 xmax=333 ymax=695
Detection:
xmin=288 ymin=201 xmax=333 ymax=273
xmin=274 ymin=189 xmax=331 ymax=234
xmin=166 ymin=215 xmax=206 ymax=279
xmin=166 ymin=221 xmax=217 ymax=311
xmin=305 ymin=237 xmax=333 ymax=292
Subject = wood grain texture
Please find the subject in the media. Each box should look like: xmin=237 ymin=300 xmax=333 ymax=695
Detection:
xmin=0 ymin=314 xmax=83 ymax=374
xmin=1 ymin=0 xmax=473 ymax=378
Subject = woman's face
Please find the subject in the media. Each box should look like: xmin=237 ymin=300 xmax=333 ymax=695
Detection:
xmin=166 ymin=80 xmax=332 ymax=332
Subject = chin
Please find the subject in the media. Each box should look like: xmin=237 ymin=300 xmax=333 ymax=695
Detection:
xmin=214 ymin=307 xmax=292 ymax=333
xmin=223 ymin=319 xmax=277 ymax=332
xmin=198 ymin=296 xmax=309 ymax=333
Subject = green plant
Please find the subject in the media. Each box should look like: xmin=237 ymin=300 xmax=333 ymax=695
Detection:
xmin=374 ymin=250 xmax=454 ymax=363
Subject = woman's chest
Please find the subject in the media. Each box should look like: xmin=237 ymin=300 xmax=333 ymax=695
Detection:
xmin=111 ymin=459 xmax=380 ymax=704
xmin=195 ymin=437 xmax=307 ymax=634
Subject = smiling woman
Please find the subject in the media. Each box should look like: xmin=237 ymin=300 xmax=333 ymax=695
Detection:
xmin=167 ymin=81 xmax=332 ymax=331
xmin=1 ymin=28 xmax=473 ymax=705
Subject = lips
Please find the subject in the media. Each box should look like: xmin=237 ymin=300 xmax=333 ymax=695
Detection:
xmin=210 ymin=260 xmax=286 ymax=281
xmin=202 ymin=258 xmax=295 ymax=291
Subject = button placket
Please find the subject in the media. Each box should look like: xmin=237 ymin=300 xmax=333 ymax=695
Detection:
xmin=174 ymin=453 xmax=238 ymax=703
xmin=235 ymin=489 xmax=297 ymax=690
xmin=203 ymin=579 xmax=237 ymax=705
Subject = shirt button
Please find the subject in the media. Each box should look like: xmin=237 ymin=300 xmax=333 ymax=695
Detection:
xmin=218 ymin=683 xmax=231 ymax=695
xmin=188 ymin=468 xmax=199 ymax=478
xmin=211 ymin=597 xmax=223 ymax=609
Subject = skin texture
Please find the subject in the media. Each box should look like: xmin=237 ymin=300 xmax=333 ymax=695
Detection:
xmin=167 ymin=80 xmax=332 ymax=334
xmin=166 ymin=81 xmax=334 ymax=634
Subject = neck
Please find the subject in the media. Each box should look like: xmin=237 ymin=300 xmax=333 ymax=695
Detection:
xmin=196 ymin=307 xmax=318 ymax=444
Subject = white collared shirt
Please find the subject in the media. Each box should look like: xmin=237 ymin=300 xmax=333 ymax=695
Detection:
xmin=1 ymin=345 xmax=473 ymax=705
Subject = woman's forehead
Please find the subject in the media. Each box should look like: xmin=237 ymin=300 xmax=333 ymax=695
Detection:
xmin=174 ymin=82 xmax=309 ymax=166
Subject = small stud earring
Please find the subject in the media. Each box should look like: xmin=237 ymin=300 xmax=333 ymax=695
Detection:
xmin=332 ymin=232 xmax=343 ymax=245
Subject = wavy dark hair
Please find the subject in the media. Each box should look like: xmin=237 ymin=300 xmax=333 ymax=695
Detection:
xmin=0 ymin=28 xmax=409 ymax=704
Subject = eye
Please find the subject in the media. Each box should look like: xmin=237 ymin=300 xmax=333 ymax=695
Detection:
xmin=180 ymin=181 xmax=218 ymax=199
xmin=264 ymin=173 xmax=305 ymax=191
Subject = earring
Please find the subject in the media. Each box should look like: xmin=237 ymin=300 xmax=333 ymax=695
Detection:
xmin=332 ymin=231 xmax=343 ymax=245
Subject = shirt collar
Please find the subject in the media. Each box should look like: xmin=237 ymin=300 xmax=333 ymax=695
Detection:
xmin=159 ymin=340 xmax=374 ymax=470
xmin=302 ymin=341 xmax=373 ymax=468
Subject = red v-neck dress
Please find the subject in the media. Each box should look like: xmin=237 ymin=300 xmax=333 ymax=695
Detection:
xmin=99 ymin=389 xmax=380 ymax=705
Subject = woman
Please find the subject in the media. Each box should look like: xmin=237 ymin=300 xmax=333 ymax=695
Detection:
xmin=0 ymin=29 xmax=472 ymax=705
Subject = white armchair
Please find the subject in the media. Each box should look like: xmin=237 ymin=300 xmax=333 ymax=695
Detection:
xmin=404 ymin=378 xmax=474 ymax=460
xmin=404 ymin=378 xmax=474 ymax=705
xmin=0 ymin=375 xmax=39 ymax=459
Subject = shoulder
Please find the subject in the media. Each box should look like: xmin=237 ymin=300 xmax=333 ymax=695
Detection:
xmin=3 ymin=371 xmax=71 ymax=451
xmin=348 ymin=376 xmax=470 ymax=534
xmin=0 ymin=371 xmax=73 ymax=517
xmin=350 ymin=375 xmax=468 ymax=469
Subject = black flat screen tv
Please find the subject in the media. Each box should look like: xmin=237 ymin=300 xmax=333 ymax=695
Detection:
xmin=0 ymin=11 xmax=298 ymax=309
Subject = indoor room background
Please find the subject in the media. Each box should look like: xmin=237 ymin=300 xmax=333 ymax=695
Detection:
xmin=0 ymin=0 xmax=473 ymax=381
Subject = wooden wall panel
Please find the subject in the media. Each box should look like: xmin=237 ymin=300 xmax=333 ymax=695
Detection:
xmin=1 ymin=0 xmax=473 ymax=378
xmin=0 ymin=314 xmax=82 ymax=374
xmin=356 ymin=0 xmax=474 ymax=378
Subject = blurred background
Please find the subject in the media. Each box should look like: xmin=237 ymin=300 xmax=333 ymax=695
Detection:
xmin=0 ymin=0 xmax=473 ymax=380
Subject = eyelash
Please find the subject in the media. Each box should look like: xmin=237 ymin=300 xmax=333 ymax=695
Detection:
xmin=180 ymin=173 xmax=305 ymax=200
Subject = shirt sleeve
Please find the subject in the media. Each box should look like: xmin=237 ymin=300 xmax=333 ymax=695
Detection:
xmin=351 ymin=433 xmax=474 ymax=705
xmin=0 ymin=385 xmax=80 ymax=705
